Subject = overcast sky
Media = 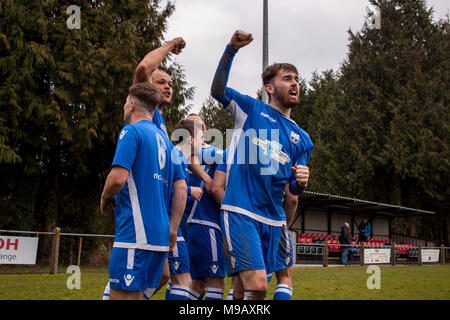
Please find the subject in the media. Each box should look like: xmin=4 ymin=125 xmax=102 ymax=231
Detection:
xmin=163 ymin=0 xmax=449 ymax=114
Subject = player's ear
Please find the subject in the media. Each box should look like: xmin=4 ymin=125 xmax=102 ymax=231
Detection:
xmin=189 ymin=135 xmax=194 ymax=145
xmin=130 ymin=99 xmax=136 ymax=111
xmin=264 ymin=83 xmax=274 ymax=96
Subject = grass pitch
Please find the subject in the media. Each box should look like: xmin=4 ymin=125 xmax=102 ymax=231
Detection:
xmin=0 ymin=265 xmax=449 ymax=300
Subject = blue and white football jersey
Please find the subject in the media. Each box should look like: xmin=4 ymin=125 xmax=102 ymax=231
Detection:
xmin=152 ymin=107 xmax=168 ymax=136
xmin=167 ymin=148 xmax=190 ymax=214
xmin=112 ymin=120 xmax=185 ymax=251
xmin=212 ymin=45 xmax=314 ymax=227
xmin=187 ymin=145 xmax=224 ymax=230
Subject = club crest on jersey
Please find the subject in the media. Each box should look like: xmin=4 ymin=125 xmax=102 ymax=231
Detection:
xmin=252 ymin=137 xmax=290 ymax=164
xmin=156 ymin=133 xmax=167 ymax=170
xmin=290 ymin=131 xmax=300 ymax=144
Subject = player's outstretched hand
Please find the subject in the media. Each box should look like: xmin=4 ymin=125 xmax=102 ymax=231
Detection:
xmin=229 ymin=30 xmax=253 ymax=50
xmin=291 ymin=165 xmax=310 ymax=188
xmin=190 ymin=187 xmax=203 ymax=202
xmin=169 ymin=37 xmax=186 ymax=55
xmin=100 ymin=197 xmax=116 ymax=217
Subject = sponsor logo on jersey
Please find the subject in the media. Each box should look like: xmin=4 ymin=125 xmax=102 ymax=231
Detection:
xmin=260 ymin=112 xmax=277 ymax=123
xmin=251 ymin=137 xmax=290 ymax=164
xmin=290 ymin=131 xmax=300 ymax=144
xmin=119 ymin=129 xmax=128 ymax=140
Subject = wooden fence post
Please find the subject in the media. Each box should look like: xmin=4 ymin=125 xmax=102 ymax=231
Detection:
xmin=418 ymin=245 xmax=422 ymax=266
xmin=322 ymin=241 xmax=328 ymax=267
xmin=441 ymin=245 xmax=446 ymax=265
xmin=50 ymin=227 xmax=60 ymax=274
xmin=77 ymin=237 xmax=83 ymax=267
xmin=391 ymin=244 xmax=396 ymax=266
xmin=360 ymin=243 xmax=365 ymax=266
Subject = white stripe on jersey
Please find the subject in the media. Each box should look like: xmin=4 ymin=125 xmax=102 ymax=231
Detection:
xmin=225 ymin=100 xmax=248 ymax=187
xmin=221 ymin=204 xmax=286 ymax=227
xmin=127 ymin=172 xmax=147 ymax=245
xmin=112 ymin=242 xmax=169 ymax=252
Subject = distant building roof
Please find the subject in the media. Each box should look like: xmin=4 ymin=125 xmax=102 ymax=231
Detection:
xmin=299 ymin=191 xmax=435 ymax=218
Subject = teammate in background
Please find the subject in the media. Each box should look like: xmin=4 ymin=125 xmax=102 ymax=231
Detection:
xmin=210 ymin=30 xmax=314 ymax=300
xmin=100 ymin=82 xmax=187 ymax=300
xmin=133 ymin=37 xmax=186 ymax=135
xmin=211 ymin=149 xmax=244 ymax=300
xmin=178 ymin=113 xmax=209 ymax=240
xmin=186 ymin=141 xmax=226 ymax=300
xmin=272 ymin=188 xmax=298 ymax=300
xmin=165 ymin=119 xmax=205 ymax=300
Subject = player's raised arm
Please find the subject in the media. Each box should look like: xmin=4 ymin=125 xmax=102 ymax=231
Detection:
xmin=210 ymin=30 xmax=253 ymax=106
xmin=133 ymin=37 xmax=186 ymax=84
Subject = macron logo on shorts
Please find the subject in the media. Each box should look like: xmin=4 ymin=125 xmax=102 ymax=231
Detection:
xmin=124 ymin=274 xmax=134 ymax=287
xmin=173 ymin=261 xmax=180 ymax=271
xmin=211 ymin=264 xmax=219 ymax=274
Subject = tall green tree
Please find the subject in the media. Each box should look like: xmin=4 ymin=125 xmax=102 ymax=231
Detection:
xmin=302 ymin=0 xmax=449 ymax=243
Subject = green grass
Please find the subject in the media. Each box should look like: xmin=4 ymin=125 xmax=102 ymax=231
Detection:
xmin=0 ymin=265 xmax=449 ymax=300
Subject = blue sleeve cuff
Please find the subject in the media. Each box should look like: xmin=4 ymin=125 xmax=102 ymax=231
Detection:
xmin=289 ymin=180 xmax=306 ymax=195
xmin=187 ymin=185 xmax=191 ymax=196
xmin=225 ymin=44 xmax=239 ymax=55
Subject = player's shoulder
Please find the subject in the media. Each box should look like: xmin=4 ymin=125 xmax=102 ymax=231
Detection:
xmin=226 ymin=87 xmax=261 ymax=106
xmin=118 ymin=122 xmax=140 ymax=140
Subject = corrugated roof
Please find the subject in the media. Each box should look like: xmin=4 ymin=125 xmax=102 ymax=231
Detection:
xmin=298 ymin=191 xmax=435 ymax=217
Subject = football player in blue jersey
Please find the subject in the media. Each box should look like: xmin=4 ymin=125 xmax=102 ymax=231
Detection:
xmin=186 ymin=141 xmax=226 ymax=300
xmin=165 ymin=119 xmax=205 ymax=300
xmin=102 ymin=38 xmax=186 ymax=300
xmin=210 ymin=30 xmax=314 ymax=300
xmin=100 ymin=82 xmax=187 ymax=300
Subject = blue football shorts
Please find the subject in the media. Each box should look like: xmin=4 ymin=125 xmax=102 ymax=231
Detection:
xmin=220 ymin=210 xmax=282 ymax=275
xmin=187 ymin=223 xmax=226 ymax=280
xmin=168 ymin=228 xmax=190 ymax=275
xmin=109 ymin=247 xmax=167 ymax=292
xmin=273 ymin=224 xmax=294 ymax=273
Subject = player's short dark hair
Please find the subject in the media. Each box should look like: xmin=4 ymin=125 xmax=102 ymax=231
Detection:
xmin=128 ymin=82 xmax=162 ymax=114
xmin=173 ymin=119 xmax=202 ymax=144
xmin=262 ymin=63 xmax=299 ymax=85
